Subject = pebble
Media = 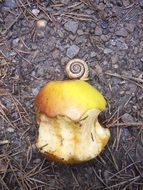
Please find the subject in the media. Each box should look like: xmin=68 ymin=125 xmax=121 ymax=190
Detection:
xmin=140 ymin=109 xmax=143 ymax=118
xmin=7 ymin=127 xmax=15 ymax=133
xmin=116 ymin=28 xmax=128 ymax=37
xmin=4 ymin=0 xmax=17 ymax=8
xmin=12 ymin=38 xmax=19 ymax=47
xmin=32 ymin=87 xmax=40 ymax=96
xmin=95 ymin=64 xmax=103 ymax=75
xmin=123 ymin=0 xmax=130 ymax=7
xmin=61 ymin=56 xmax=70 ymax=66
xmin=95 ymin=26 xmax=102 ymax=36
xmin=111 ymin=55 xmax=118 ymax=64
xmin=113 ymin=38 xmax=128 ymax=50
xmin=90 ymin=51 xmax=96 ymax=58
xmin=101 ymin=35 xmax=111 ymax=42
xmin=52 ymin=49 xmax=60 ymax=59
xmin=98 ymin=3 xmax=105 ymax=11
xmin=136 ymin=143 xmax=143 ymax=161
xmin=121 ymin=113 xmax=134 ymax=123
xmin=57 ymin=29 xmax=64 ymax=38
xmin=121 ymin=128 xmax=130 ymax=142
xmin=116 ymin=0 xmax=123 ymax=7
xmin=101 ymin=20 xmax=109 ymax=29
xmin=104 ymin=48 xmax=113 ymax=54
xmin=77 ymin=29 xmax=84 ymax=35
xmin=66 ymin=45 xmax=80 ymax=58
xmin=32 ymin=9 xmax=40 ymax=17
xmin=33 ymin=159 xmax=41 ymax=164
xmin=69 ymin=34 xmax=76 ymax=41
xmin=64 ymin=21 xmax=79 ymax=34
xmin=36 ymin=19 xmax=47 ymax=28
xmin=125 ymin=23 xmax=135 ymax=32
xmin=61 ymin=0 xmax=70 ymax=4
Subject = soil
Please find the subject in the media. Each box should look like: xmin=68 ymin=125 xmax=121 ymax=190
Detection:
xmin=0 ymin=0 xmax=143 ymax=190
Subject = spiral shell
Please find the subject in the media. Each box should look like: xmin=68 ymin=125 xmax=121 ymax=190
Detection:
xmin=66 ymin=59 xmax=89 ymax=80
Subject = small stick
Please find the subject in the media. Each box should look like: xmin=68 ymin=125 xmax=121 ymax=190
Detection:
xmin=108 ymin=122 xmax=143 ymax=127
xmin=0 ymin=140 xmax=10 ymax=145
xmin=105 ymin=72 xmax=143 ymax=84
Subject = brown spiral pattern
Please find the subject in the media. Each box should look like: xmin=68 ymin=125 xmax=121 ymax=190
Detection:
xmin=66 ymin=59 xmax=89 ymax=80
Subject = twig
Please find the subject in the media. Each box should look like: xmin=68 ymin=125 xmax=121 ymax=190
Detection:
xmin=13 ymin=48 xmax=32 ymax=65
xmin=105 ymin=72 xmax=143 ymax=83
xmin=0 ymin=140 xmax=10 ymax=146
xmin=107 ymin=122 xmax=143 ymax=127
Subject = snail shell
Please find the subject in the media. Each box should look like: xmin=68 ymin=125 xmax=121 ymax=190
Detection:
xmin=66 ymin=59 xmax=89 ymax=80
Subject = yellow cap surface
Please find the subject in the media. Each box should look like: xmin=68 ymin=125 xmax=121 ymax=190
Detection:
xmin=35 ymin=80 xmax=106 ymax=120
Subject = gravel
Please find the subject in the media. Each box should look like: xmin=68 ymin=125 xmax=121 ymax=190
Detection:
xmin=1 ymin=1 xmax=143 ymax=189
xmin=121 ymin=113 xmax=134 ymax=123
xmin=64 ymin=21 xmax=79 ymax=34
xmin=116 ymin=27 xmax=128 ymax=37
xmin=95 ymin=26 xmax=102 ymax=36
xmin=66 ymin=44 xmax=80 ymax=58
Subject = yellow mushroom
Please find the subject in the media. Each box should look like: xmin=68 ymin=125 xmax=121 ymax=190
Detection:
xmin=35 ymin=80 xmax=110 ymax=164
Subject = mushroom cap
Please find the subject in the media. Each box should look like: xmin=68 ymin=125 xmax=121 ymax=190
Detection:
xmin=35 ymin=80 xmax=106 ymax=121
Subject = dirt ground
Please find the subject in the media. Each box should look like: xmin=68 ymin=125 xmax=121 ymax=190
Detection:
xmin=0 ymin=0 xmax=143 ymax=189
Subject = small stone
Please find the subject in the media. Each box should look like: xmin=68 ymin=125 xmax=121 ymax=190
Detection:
xmin=134 ymin=47 xmax=138 ymax=54
xmin=33 ymin=159 xmax=41 ymax=164
xmin=122 ymin=128 xmax=130 ymax=142
xmin=90 ymin=51 xmax=96 ymax=58
xmin=7 ymin=127 xmax=15 ymax=133
xmin=52 ymin=49 xmax=60 ymax=59
xmin=139 ymin=0 xmax=143 ymax=8
xmin=111 ymin=55 xmax=118 ymax=64
xmin=32 ymin=9 xmax=40 ymax=17
xmin=77 ymin=29 xmax=84 ymax=35
xmin=119 ymin=91 xmax=125 ymax=95
xmin=128 ymin=83 xmax=137 ymax=93
xmin=98 ymin=3 xmax=105 ymax=11
xmin=32 ymin=87 xmax=40 ymax=96
xmin=123 ymin=0 xmax=130 ymax=7
xmin=115 ymin=38 xmax=128 ymax=50
xmin=31 ymin=44 xmax=38 ymax=50
xmin=95 ymin=26 xmax=102 ymax=36
xmin=4 ymin=0 xmax=17 ymax=8
xmin=60 ymin=0 xmax=70 ymax=4
xmin=125 ymin=23 xmax=135 ymax=32
xmin=64 ymin=21 xmax=78 ymax=34
xmin=9 ymin=51 xmax=17 ymax=56
xmin=104 ymin=48 xmax=113 ymax=54
xmin=61 ymin=57 xmax=70 ymax=66
xmin=136 ymin=143 xmax=143 ymax=162
xmin=95 ymin=64 xmax=102 ymax=74
xmin=110 ymin=39 xmax=116 ymax=46
xmin=101 ymin=35 xmax=111 ymax=42
xmin=121 ymin=113 xmax=134 ymax=123
xmin=12 ymin=38 xmax=19 ymax=47
xmin=116 ymin=0 xmax=123 ymax=6
xmin=69 ymin=34 xmax=76 ymax=41
xmin=66 ymin=45 xmax=80 ymax=58
xmin=36 ymin=19 xmax=47 ymax=28
xmin=116 ymin=28 xmax=128 ymax=37
xmin=140 ymin=109 xmax=143 ymax=118
xmin=113 ymin=64 xmax=119 ymax=69
xmin=57 ymin=29 xmax=64 ymax=38
xmin=101 ymin=20 xmax=109 ymax=29
xmin=75 ymin=36 xmax=87 ymax=44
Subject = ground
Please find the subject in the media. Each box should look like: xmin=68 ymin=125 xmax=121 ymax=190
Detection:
xmin=0 ymin=0 xmax=143 ymax=189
